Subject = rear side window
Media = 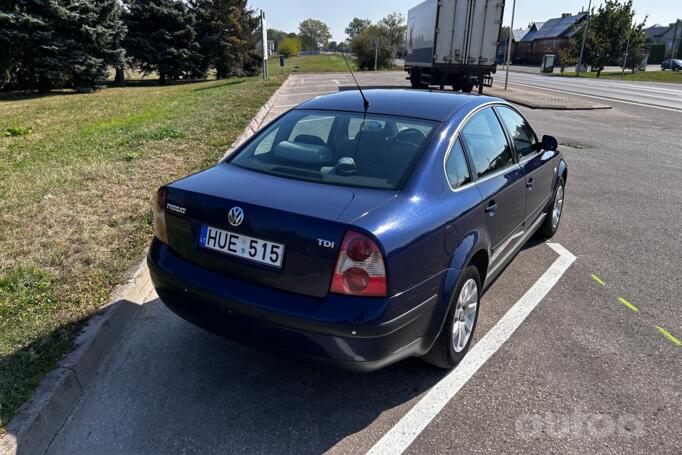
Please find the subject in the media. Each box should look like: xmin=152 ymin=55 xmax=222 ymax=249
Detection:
xmin=460 ymin=108 xmax=514 ymax=178
xmin=495 ymin=106 xmax=537 ymax=160
xmin=230 ymin=110 xmax=439 ymax=190
xmin=445 ymin=139 xmax=471 ymax=188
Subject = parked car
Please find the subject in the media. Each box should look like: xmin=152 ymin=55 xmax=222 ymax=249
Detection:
xmin=148 ymin=90 xmax=566 ymax=371
xmin=661 ymin=59 xmax=682 ymax=71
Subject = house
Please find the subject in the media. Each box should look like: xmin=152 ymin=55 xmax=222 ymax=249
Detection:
xmin=646 ymin=21 xmax=681 ymax=53
xmin=515 ymin=13 xmax=587 ymax=64
xmin=497 ymin=28 xmax=530 ymax=63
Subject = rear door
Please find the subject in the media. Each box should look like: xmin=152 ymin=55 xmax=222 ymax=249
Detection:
xmin=460 ymin=107 xmax=525 ymax=262
xmin=495 ymin=106 xmax=556 ymax=225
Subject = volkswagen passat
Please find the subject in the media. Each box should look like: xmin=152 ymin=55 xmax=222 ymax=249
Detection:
xmin=148 ymin=90 xmax=566 ymax=371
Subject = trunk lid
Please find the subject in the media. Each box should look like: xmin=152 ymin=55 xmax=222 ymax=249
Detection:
xmin=163 ymin=164 xmax=397 ymax=298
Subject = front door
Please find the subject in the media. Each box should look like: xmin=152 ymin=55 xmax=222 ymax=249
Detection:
xmin=495 ymin=106 xmax=557 ymax=224
xmin=460 ymin=107 xmax=526 ymax=262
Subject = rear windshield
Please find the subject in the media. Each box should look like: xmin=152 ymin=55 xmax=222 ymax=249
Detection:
xmin=229 ymin=110 xmax=439 ymax=190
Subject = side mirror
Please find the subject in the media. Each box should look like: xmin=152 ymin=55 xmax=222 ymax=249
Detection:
xmin=541 ymin=135 xmax=558 ymax=151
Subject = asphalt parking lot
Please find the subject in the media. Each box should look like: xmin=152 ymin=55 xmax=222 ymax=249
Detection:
xmin=47 ymin=73 xmax=681 ymax=454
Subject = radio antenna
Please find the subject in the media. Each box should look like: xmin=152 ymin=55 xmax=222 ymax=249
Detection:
xmin=341 ymin=52 xmax=370 ymax=110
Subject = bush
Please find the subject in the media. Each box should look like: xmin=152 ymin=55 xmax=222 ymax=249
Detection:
xmin=2 ymin=126 xmax=33 ymax=137
xmin=647 ymin=44 xmax=665 ymax=64
xmin=278 ymin=37 xmax=302 ymax=57
xmin=350 ymin=25 xmax=394 ymax=71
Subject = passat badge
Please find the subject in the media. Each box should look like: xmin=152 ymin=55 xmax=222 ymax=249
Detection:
xmin=228 ymin=207 xmax=244 ymax=227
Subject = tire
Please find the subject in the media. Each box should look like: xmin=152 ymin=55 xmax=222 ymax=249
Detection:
xmin=422 ymin=266 xmax=481 ymax=369
xmin=410 ymin=69 xmax=428 ymax=89
xmin=538 ymin=177 xmax=565 ymax=239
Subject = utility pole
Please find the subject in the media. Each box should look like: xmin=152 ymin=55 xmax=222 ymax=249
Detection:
xmin=672 ymin=19 xmax=680 ymax=62
xmin=504 ymin=0 xmax=516 ymax=91
xmin=577 ymin=0 xmax=592 ymax=76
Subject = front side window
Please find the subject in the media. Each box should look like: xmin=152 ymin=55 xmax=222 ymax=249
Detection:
xmin=495 ymin=106 xmax=537 ymax=160
xmin=230 ymin=110 xmax=439 ymax=190
xmin=460 ymin=108 xmax=514 ymax=178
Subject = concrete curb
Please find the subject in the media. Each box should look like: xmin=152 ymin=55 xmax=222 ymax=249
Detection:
xmin=0 ymin=75 xmax=292 ymax=455
xmin=0 ymin=259 xmax=151 ymax=455
xmin=499 ymin=98 xmax=612 ymax=110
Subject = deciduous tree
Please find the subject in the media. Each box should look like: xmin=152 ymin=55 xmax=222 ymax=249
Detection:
xmin=573 ymin=0 xmax=646 ymax=76
xmin=345 ymin=18 xmax=371 ymax=42
xmin=278 ymin=36 xmax=301 ymax=57
xmin=298 ymin=19 xmax=331 ymax=50
xmin=351 ymin=25 xmax=394 ymax=71
xmin=379 ymin=13 xmax=406 ymax=56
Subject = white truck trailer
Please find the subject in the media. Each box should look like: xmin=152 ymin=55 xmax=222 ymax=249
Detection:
xmin=405 ymin=0 xmax=506 ymax=93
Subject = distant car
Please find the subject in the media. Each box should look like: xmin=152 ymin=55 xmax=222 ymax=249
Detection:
xmin=148 ymin=90 xmax=566 ymax=371
xmin=661 ymin=59 xmax=682 ymax=71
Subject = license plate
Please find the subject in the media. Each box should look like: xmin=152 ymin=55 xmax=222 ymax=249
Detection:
xmin=199 ymin=225 xmax=285 ymax=268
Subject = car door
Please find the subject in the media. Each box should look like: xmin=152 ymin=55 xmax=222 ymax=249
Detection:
xmin=460 ymin=107 xmax=525 ymax=262
xmin=495 ymin=106 xmax=557 ymax=225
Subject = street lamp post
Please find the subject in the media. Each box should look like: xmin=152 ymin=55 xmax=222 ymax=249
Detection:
xmin=577 ymin=0 xmax=592 ymax=76
xmin=504 ymin=0 xmax=516 ymax=91
xmin=260 ymin=10 xmax=268 ymax=80
xmin=621 ymin=25 xmax=633 ymax=79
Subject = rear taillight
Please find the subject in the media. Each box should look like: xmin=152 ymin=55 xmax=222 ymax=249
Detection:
xmin=153 ymin=187 xmax=169 ymax=244
xmin=331 ymin=231 xmax=387 ymax=297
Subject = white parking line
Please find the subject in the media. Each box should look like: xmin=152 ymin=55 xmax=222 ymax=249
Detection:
xmin=367 ymin=242 xmax=577 ymax=455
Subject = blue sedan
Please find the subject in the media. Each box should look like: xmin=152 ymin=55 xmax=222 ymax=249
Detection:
xmin=148 ymin=89 xmax=566 ymax=371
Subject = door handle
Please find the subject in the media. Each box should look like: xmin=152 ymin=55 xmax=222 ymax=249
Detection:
xmin=485 ymin=200 xmax=497 ymax=215
xmin=526 ymin=178 xmax=534 ymax=189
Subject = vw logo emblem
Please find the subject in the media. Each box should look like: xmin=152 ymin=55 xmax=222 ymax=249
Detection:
xmin=228 ymin=207 xmax=244 ymax=227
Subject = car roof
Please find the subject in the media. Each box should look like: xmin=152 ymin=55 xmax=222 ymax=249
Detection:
xmin=294 ymin=89 xmax=503 ymax=122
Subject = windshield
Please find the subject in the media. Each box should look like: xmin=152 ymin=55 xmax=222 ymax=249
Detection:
xmin=229 ymin=110 xmax=439 ymax=190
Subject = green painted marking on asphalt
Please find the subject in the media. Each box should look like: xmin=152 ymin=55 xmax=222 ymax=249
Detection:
xmin=591 ymin=274 xmax=605 ymax=286
xmin=656 ymin=326 xmax=681 ymax=347
xmin=617 ymin=297 xmax=638 ymax=313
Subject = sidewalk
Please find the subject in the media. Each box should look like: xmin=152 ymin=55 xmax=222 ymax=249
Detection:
xmin=484 ymin=84 xmax=611 ymax=110
xmin=507 ymin=64 xmax=661 ymax=74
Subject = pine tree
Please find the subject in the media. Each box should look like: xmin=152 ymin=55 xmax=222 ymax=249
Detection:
xmin=123 ymin=0 xmax=202 ymax=83
xmin=190 ymin=0 xmax=260 ymax=79
xmin=0 ymin=0 xmax=126 ymax=92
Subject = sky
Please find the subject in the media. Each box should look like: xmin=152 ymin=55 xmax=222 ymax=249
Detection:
xmin=248 ymin=0 xmax=682 ymax=42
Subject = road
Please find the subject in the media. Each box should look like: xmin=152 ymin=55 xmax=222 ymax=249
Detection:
xmin=506 ymin=71 xmax=682 ymax=111
xmin=47 ymin=74 xmax=681 ymax=454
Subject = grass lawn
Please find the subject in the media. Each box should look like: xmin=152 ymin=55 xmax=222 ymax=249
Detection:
xmin=276 ymin=54 xmax=356 ymax=73
xmin=552 ymin=70 xmax=682 ymax=83
xmin=0 ymin=74 xmax=285 ymax=431
xmin=272 ymin=53 xmax=402 ymax=74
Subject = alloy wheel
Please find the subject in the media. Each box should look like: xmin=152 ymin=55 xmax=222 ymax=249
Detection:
xmin=452 ymin=279 xmax=478 ymax=352
xmin=552 ymin=185 xmax=564 ymax=230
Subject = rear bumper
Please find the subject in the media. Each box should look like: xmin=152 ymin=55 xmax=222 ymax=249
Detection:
xmin=147 ymin=240 xmax=444 ymax=371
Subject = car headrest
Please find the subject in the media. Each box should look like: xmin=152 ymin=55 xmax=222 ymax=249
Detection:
xmin=294 ymin=134 xmax=326 ymax=146
xmin=395 ymin=128 xmax=427 ymax=146
xmin=273 ymin=141 xmax=333 ymax=164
